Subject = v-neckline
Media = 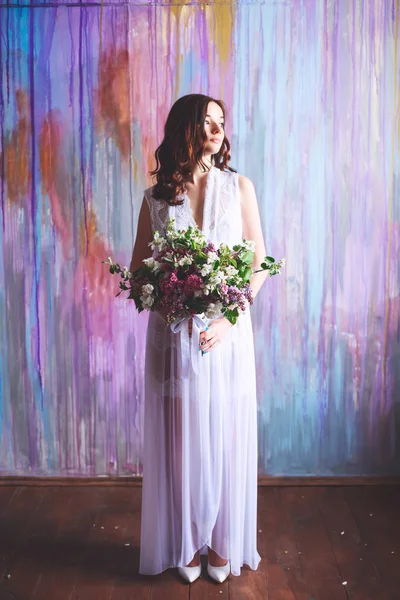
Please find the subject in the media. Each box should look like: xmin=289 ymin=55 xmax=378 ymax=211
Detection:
xmin=184 ymin=165 xmax=214 ymax=233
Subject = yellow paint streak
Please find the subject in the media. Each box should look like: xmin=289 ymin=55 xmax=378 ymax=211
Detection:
xmin=212 ymin=4 xmax=235 ymax=65
xmin=170 ymin=1 xmax=235 ymax=69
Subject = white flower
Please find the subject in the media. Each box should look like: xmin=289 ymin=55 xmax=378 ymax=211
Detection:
xmin=206 ymin=251 xmax=219 ymax=264
xmin=193 ymin=289 xmax=203 ymax=298
xmin=200 ymin=264 xmax=213 ymax=276
xmin=143 ymin=257 xmax=155 ymax=269
xmin=150 ymin=231 xmax=167 ymax=251
xmin=140 ymin=295 xmax=154 ymax=307
xmin=225 ymin=265 xmax=238 ymax=277
xmin=152 ymin=260 xmax=162 ymax=272
xmin=246 ymin=240 xmax=256 ymax=251
xmin=205 ymin=301 xmax=223 ymax=318
xmin=142 ymin=283 xmax=154 ymax=295
xmin=209 ymin=272 xmax=226 ymax=285
xmin=143 ymin=258 xmax=162 ymax=272
xmin=178 ymin=256 xmax=193 ymax=267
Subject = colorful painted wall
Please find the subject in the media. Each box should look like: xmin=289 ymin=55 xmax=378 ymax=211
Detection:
xmin=0 ymin=0 xmax=399 ymax=477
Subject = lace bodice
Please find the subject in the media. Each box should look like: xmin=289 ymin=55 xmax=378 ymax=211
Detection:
xmin=143 ymin=166 xmax=242 ymax=247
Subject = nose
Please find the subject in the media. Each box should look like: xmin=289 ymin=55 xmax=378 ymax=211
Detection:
xmin=212 ymin=124 xmax=222 ymax=135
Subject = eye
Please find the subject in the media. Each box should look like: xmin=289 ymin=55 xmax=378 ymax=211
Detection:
xmin=204 ymin=120 xmax=225 ymax=129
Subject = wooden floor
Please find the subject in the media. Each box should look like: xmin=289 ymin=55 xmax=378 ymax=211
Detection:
xmin=0 ymin=485 xmax=399 ymax=600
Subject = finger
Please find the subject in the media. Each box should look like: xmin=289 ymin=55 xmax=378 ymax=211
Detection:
xmin=199 ymin=333 xmax=216 ymax=349
xmin=198 ymin=331 xmax=211 ymax=345
xmin=202 ymin=336 xmax=219 ymax=353
xmin=202 ymin=339 xmax=219 ymax=354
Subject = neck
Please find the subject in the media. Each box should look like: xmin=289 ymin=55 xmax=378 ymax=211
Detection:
xmin=190 ymin=154 xmax=214 ymax=177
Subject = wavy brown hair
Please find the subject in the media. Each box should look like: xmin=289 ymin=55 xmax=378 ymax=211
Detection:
xmin=149 ymin=94 xmax=236 ymax=206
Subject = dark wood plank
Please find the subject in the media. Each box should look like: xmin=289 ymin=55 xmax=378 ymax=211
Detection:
xmin=316 ymin=486 xmax=382 ymax=600
xmin=259 ymin=487 xmax=309 ymax=600
xmin=31 ymin=487 xmax=92 ymax=600
xmin=0 ymin=486 xmax=19 ymax=513
xmin=69 ymin=487 xmax=121 ymax=600
xmin=0 ymin=484 xmax=399 ymax=599
xmin=344 ymin=486 xmax=400 ymax=598
xmin=283 ymin=487 xmax=348 ymax=600
xmin=120 ymin=485 xmax=187 ymax=600
xmin=33 ymin=486 xmax=110 ymax=599
xmin=110 ymin=486 xmax=152 ymax=600
xmin=0 ymin=486 xmax=48 ymax=599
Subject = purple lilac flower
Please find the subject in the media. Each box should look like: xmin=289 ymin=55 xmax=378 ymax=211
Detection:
xmin=203 ymin=242 xmax=217 ymax=253
xmin=184 ymin=273 xmax=204 ymax=296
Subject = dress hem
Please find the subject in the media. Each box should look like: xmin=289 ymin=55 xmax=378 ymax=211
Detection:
xmin=138 ymin=546 xmax=262 ymax=577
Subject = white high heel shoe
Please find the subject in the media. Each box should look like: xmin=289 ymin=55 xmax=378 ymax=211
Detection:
xmin=178 ymin=563 xmax=202 ymax=583
xmin=207 ymin=560 xmax=231 ymax=583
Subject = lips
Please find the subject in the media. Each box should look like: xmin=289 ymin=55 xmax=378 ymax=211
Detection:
xmin=210 ymin=138 xmax=222 ymax=143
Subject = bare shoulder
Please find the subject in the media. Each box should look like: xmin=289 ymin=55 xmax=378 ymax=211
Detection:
xmin=237 ymin=173 xmax=256 ymax=205
xmin=143 ymin=185 xmax=155 ymax=198
xmin=144 ymin=184 xmax=166 ymax=204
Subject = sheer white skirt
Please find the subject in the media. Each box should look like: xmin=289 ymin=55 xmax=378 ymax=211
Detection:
xmin=138 ymin=308 xmax=262 ymax=577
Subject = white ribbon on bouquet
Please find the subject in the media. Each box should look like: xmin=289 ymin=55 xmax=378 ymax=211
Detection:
xmin=170 ymin=313 xmax=209 ymax=378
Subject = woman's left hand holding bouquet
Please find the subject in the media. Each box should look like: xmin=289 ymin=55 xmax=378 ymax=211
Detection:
xmin=199 ymin=316 xmax=233 ymax=354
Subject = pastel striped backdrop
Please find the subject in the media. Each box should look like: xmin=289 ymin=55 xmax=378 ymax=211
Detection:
xmin=0 ymin=0 xmax=399 ymax=477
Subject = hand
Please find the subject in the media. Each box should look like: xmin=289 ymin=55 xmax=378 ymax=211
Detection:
xmin=198 ymin=316 xmax=234 ymax=354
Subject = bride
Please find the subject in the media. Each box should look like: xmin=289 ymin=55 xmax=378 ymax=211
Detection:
xmin=129 ymin=93 xmax=268 ymax=584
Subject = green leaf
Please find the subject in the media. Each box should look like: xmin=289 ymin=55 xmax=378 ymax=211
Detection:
xmin=244 ymin=266 xmax=253 ymax=281
xmin=241 ymin=250 xmax=254 ymax=264
xmin=265 ymin=256 xmax=275 ymax=263
xmin=223 ymin=308 xmax=239 ymax=325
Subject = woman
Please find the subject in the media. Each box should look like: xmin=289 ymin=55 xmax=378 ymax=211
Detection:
xmin=129 ymin=94 xmax=268 ymax=584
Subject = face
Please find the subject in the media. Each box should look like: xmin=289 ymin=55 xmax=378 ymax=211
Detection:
xmin=203 ymin=101 xmax=225 ymax=155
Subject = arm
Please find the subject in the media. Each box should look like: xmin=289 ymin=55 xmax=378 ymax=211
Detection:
xmin=239 ymin=174 xmax=268 ymax=301
xmin=201 ymin=175 xmax=268 ymax=346
xmin=129 ymin=195 xmax=154 ymax=274
xmin=129 ymin=196 xmax=169 ymax=322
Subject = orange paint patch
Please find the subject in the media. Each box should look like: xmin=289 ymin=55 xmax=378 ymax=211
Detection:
xmin=1 ymin=89 xmax=31 ymax=205
xmin=39 ymin=109 xmax=73 ymax=256
xmin=95 ymin=47 xmax=131 ymax=164
xmin=80 ymin=206 xmax=113 ymax=298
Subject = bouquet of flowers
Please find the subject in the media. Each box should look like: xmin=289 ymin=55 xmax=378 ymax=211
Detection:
xmin=103 ymin=217 xmax=285 ymax=326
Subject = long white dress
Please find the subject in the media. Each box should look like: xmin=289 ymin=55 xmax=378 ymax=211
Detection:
xmin=138 ymin=165 xmax=262 ymax=577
